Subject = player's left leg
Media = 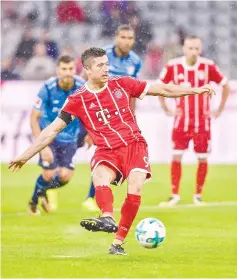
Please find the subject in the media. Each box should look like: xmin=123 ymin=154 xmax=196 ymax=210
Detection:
xmin=44 ymin=141 xmax=78 ymax=209
xmin=110 ymin=171 xmax=147 ymax=256
xmin=193 ymin=131 xmax=210 ymax=205
xmin=109 ymin=141 xmax=151 ymax=256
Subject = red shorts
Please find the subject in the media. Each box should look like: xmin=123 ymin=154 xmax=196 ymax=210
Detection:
xmin=90 ymin=141 xmax=152 ymax=185
xmin=172 ymin=128 xmax=211 ymax=155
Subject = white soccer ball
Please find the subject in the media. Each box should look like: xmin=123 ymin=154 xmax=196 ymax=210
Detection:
xmin=135 ymin=218 xmax=166 ymax=248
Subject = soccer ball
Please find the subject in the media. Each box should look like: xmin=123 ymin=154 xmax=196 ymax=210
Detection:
xmin=135 ymin=218 xmax=166 ymax=248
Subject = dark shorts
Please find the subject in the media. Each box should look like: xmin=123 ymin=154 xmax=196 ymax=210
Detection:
xmin=38 ymin=141 xmax=77 ymax=170
xmin=77 ymin=126 xmax=88 ymax=148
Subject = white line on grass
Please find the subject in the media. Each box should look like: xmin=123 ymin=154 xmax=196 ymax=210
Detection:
xmin=2 ymin=201 xmax=237 ymax=217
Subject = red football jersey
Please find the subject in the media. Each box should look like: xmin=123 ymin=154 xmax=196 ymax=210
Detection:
xmin=159 ymin=56 xmax=227 ymax=132
xmin=62 ymin=76 xmax=150 ymax=149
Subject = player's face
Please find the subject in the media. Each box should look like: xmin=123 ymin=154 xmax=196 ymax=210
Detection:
xmin=183 ymin=38 xmax=202 ymax=63
xmin=86 ymin=55 xmax=109 ymax=83
xmin=57 ymin=61 xmax=76 ymax=86
xmin=115 ymin=30 xmax=135 ymax=54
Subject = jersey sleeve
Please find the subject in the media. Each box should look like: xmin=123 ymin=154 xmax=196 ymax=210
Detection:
xmin=209 ymin=63 xmax=227 ymax=85
xmin=158 ymin=64 xmax=174 ymax=84
xmin=33 ymin=85 xmax=48 ymax=112
xmin=61 ymin=95 xmax=78 ymax=117
xmin=118 ymin=76 xmax=150 ymax=99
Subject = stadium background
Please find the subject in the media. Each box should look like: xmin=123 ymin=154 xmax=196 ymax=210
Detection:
xmin=1 ymin=1 xmax=237 ymax=278
xmin=1 ymin=0 xmax=237 ymax=164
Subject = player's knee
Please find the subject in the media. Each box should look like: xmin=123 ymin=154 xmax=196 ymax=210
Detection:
xmin=198 ymin=158 xmax=208 ymax=163
xmin=196 ymin=153 xmax=208 ymax=162
xmin=93 ymin=164 xmax=116 ymax=186
xmin=58 ymin=171 xmax=73 ymax=184
xmin=172 ymin=154 xmax=182 ymax=162
xmin=58 ymin=167 xmax=73 ymax=183
xmin=128 ymin=172 xmax=146 ymax=195
xmin=42 ymin=170 xmax=56 ymax=181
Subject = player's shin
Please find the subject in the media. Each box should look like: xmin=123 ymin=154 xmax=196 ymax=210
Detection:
xmin=114 ymin=194 xmax=141 ymax=244
xmin=31 ymin=175 xmax=50 ymax=203
xmin=196 ymin=160 xmax=208 ymax=195
xmin=171 ymin=160 xmax=182 ymax=195
xmin=95 ymin=185 xmax=114 ymax=217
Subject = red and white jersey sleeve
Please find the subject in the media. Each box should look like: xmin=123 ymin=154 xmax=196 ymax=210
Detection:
xmin=158 ymin=64 xmax=174 ymax=84
xmin=209 ymin=63 xmax=227 ymax=85
xmin=61 ymin=95 xmax=78 ymax=117
xmin=116 ymin=76 xmax=150 ymax=99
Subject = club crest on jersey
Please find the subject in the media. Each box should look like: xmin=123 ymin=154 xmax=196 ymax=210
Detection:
xmin=114 ymin=89 xmax=123 ymax=99
xmin=178 ymin=73 xmax=184 ymax=80
xmin=198 ymin=71 xmax=205 ymax=80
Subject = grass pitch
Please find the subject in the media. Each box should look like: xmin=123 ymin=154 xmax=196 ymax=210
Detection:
xmin=1 ymin=164 xmax=237 ymax=278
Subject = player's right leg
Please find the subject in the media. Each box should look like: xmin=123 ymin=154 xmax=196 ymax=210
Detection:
xmin=159 ymin=129 xmax=190 ymax=207
xmin=80 ymin=163 xmax=118 ymax=233
xmin=29 ymin=169 xmax=56 ymax=215
xmin=193 ymin=131 xmax=210 ymax=205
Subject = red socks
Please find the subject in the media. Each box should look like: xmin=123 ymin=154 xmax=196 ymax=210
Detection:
xmin=171 ymin=161 xmax=181 ymax=195
xmin=116 ymin=194 xmax=141 ymax=241
xmin=196 ymin=162 xmax=208 ymax=194
xmin=95 ymin=185 xmax=114 ymax=216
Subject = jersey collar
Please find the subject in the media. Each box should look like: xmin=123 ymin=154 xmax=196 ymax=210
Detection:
xmin=85 ymin=82 xmax=108 ymax=93
xmin=182 ymin=56 xmax=200 ymax=70
xmin=113 ymin=46 xmax=130 ymax=59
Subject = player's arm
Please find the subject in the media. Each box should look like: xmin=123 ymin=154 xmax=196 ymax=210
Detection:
xmin=147 ymin=83 xmax=214 ymax=98
xmin=30 ymin=87 xmax=55 ymax=163
xmin=8 ymin=116 xmax=71 ymax=172
xmin=30 ymin=109 xmax=42 ymax=138
xmin=159 ymin=95 xmax=176 ymax=116
xmin=209 ymin=64 xmax=229 ymax=118
xmin=30 ymin=108 xmax=56 ymax=163
xmin=213 ymin=83 xmax=229 ymax=118
xmin=157 ymin=65 xmax=179 ymax=116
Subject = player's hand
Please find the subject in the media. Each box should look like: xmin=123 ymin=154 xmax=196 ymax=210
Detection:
xmin=8 ymin=157 xmax=27 ymax=172
xmin=199 ymin=85 xmax=216 ymax=97
xmin=84 ymin=134 xmax=93 ymax=149
xmin=211 ymin=109 xmax=222 ymax=119
xmin=40 ymin=146 xmax=54 ymax=164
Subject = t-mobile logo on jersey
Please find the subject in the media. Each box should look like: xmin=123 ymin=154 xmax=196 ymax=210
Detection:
xmin=96 ymin=108 xmax=111 ymax=125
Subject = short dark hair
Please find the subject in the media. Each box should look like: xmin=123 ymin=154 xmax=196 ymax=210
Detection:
xmin=115 ymin=24 xmax=135 ymax=35
xmin=184 ymin=35 xmax=201 ymax=41
xmin=81 ymin=47 xmax=106 ymax=67
xmin=57 ymin=55 xmax=74 ymax=65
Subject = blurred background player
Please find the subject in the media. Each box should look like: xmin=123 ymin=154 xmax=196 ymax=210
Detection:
xmin=29 ymin=55 xmax=85 ymax=215
xmin=158 ymin=35 xmax=229 ymax=206
xmin=82 ymin=24 xmax=142 ymax=211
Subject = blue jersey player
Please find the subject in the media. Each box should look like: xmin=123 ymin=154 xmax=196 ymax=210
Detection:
xmin=81 ymin=25 xmax=142 ymax=211
xmin=29 ymin=55 xmax=85 ymax=215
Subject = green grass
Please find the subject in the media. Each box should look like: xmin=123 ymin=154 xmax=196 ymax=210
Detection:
xmin=1 ymin=163 xmax=237 ymax=278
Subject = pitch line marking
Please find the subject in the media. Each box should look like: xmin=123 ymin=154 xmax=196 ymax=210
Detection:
xmin=2 ymin=201 xmax=237 ymax=217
